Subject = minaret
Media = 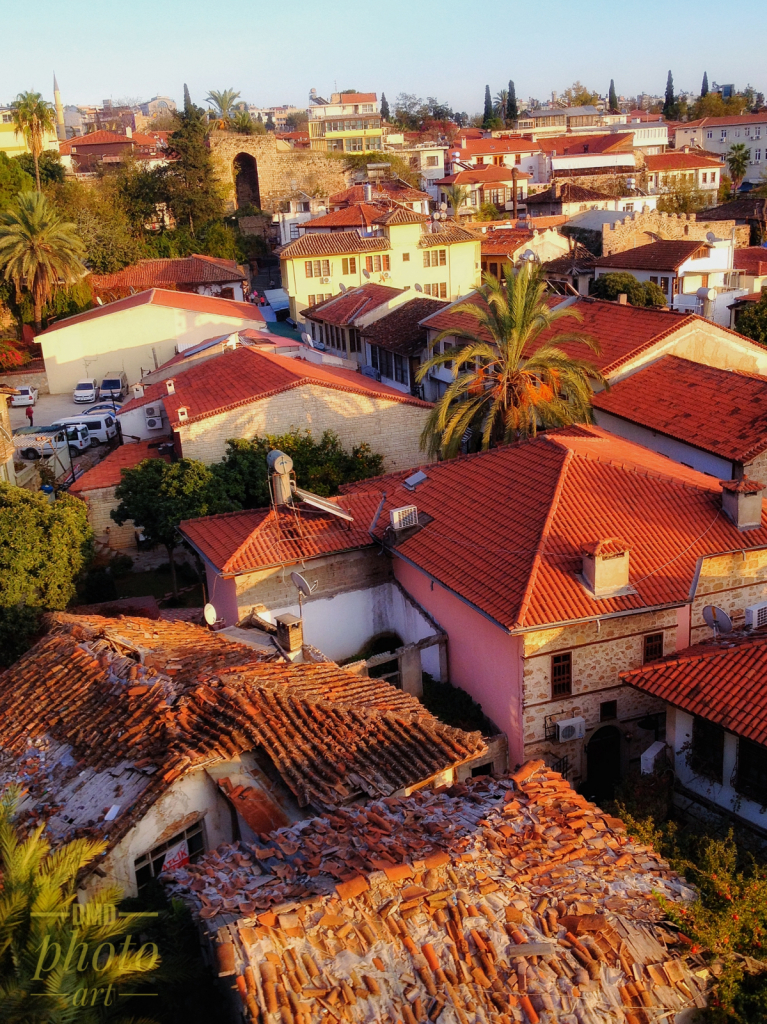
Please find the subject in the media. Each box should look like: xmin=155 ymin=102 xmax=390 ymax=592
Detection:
xmin=53 ymin=74 xmax=66 ymax=140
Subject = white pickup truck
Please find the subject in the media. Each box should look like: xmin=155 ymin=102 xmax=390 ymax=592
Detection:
xmin=13 ymin=424 xmax=91 ymax=460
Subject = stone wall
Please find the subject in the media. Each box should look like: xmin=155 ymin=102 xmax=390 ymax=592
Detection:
xmin=0 ymin=366 xmax=49 ymax=395
xmin=208 ymin=133 xmax=350 ymax=213
xmin=691 ymin=547 xmax=767 ymax=644
xmin=177 ymin=382 xmax=431 ymax=473
xmin=74 ymin=486 xmax=136 ymax=549
xmin=602 ymin=209 xmax=749 ymax=256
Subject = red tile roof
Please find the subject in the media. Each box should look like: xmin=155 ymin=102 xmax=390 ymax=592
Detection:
xmin=539 ymin=133 xmax=634 ymax=156
xmin=180 ymin=490 xmax=383 ymax=574
xmin=118 ymin=347 xmax=430 ymax=426
xmin=278 ymin=232 xmax=390 ymax=259
xmin=418 ymin=227 xmax=478 ymax=247
xmin=303 ymin=284 xmax=403 ymax=325
xmin=622 ymin=629 xmax=767 ymax=745
xmin=436 ymin=166 xmax=530 ymax=186
xmin=343 ymin=424 xmax=767 ymax=631
xmin=453 ymin=137 xmax=541 ymax=157
xmin=69 ymin=439 xmax=171 ymax=494
xmin=329 ymin=182 xmax=430 ymax=207
xmin=526 ymin=182 xmax=615 ymax=205
xmin=479 ymin=228 xmax=538 ymax=257
xmin=421 ymin=295 xmax=694 ymax=375
xmin=90 ymin=255 xmax=245 ymax=293
xmin=594 ymin=240 xmax=710 ymax=271
xmin=644 ymin=152 xmax=723 ymax=172
xmin=360 ymin=298 xmax=448 ymax=356
xmin=677 ymin=113 xmax=767 ymax=128
xmin=59 ymin=130 xmax=162 ymax=155
xmin=592 ymin=356 xmax=767 ymax=463
xmin=332 ymin=92 xmax=377 ymax=104
xmin=734 ymin=247 xmax=767 ymax=276
xmin=301 ymin=204 xmax=384 ymax=230
xmin=40 ymin=289 xmax=265 ymax=335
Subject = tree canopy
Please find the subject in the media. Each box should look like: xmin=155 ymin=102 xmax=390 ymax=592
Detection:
xmin=662 ymin=70 xmax=676 ymax=118
xmin=507 ymin=80 xmax=518 ymax=122
xmin=736 ymin=293 xmax=767 ymax=346
xmin=0 ymin=153 xmax=33 ymax=211
xmin=163 ymin=99 xmax=226 ymax=232
xmin=608 ymin=80 xmax=618 ymax=112
xmin=590 ymin=272 xmax=667 ymax=307
xmin=701 ymin=71 xmax=709 ymax=97
xmin=380 ymin=93 xmax=390 ymax=121
xmin=10 ymin=91 xmax=56 ymax=190
xmin=563 ymin=81 xmax=599 ymax=106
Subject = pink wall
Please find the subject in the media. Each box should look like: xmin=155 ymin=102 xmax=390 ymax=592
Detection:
xmin=394 ymin=559 xmax=526 ymax=766
xmin=206 ymin=566 xmax=239 ymax=625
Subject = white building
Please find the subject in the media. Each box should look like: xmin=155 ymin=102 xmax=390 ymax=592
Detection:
xmin=673 ymin=113 xmax=767 ymax=185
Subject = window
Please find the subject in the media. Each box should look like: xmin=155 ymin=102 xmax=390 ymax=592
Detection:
xmin=624 ymin=202 xmax=634 ymax=212
xmin=689 ymin=717 xmax=724 ymax=783
xmin=307 ymin=294 xmax=316 ymax=306
xmin=290 ymin=224 xmax=300 ymax=239
xmin=305 ymin=259 xmax=331 ymax=278
xmin=298 ymin=201 xmax=311 ymax=212
xmin=644 ymin=632 xmax=664 ymax=663
xmin=348 ymin=328 xmax=361 ymax=353
xmin=515 ymin=153 xmax=522 ymax=165
xmin=345 ymin=137 xmax=364 ymax=152
xmin=402 ymin=252 xmax=410 ymax=262
xmin=650 ymin=275 xmax=659 ymax=285
xmin=341 ymin=257 xmax=357 ymax=275
xmin=489 ymin=262 xmax=499 ymax=277
xmin=427 ymin=155 xmax=438 ymax=167
xmin=370 ymin=345 xmax=393 ymax=379
xmin=552 ymin=653 xmax=572 ymax=697
xmin=134 ymin=821 xmax=204 ymax=888
xmin=660 ymin=277 xmax=670 ymax=294
xmin=755 ymin=149 xmax=762 ymax=163
xmin=745 ymin=127 xmax=751 ymax=137
xmin=424 ymin=283 xmax=447 ymax=298
xmin=756 ymin=127 xmax=762 ymax=138
xmin=701 ymin=173 xmax=708 ymax=184
xmin=721 ymin=129 xmax=727 ymax=139
xmin=364 ymin=254 xmax=390 ymax=273
xmin=706 ymin=130 xmax=713 ymax=139
xmin=735 ymin=129 xmax=741 ymax=137
xmin=600 ymin=700 xmax=618 ymax=721
xmin=423 ymin=249 xmax=446 ymax=268
xmin=736 ymin=738 xmax=767 ymax=804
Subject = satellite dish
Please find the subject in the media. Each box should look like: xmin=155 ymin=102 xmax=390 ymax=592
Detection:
xmin=521 ymin=249 xmax=536 ymax=262
xmin=702 ymin=605 xmax=733 ymax=635
xmin=290 ymin=571 xmax=313 ymax=597
xmin=440 ymin=202 xmax=447 ymax=211
xmin=203 ymin=603 xmax=218 ymax=626
xmin=414 ymin=283 xmax=423 ymax=292
xmin=706 ymin=231 xmax=717 ymax=243
xmin=338 ymin=283 xmax=347 ymax=293
xmin=362 ymin=268 xmax=370 ymax=278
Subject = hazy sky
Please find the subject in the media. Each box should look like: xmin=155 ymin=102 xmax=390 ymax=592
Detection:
xmin=3 ymin=0 xmax=766 ymax=114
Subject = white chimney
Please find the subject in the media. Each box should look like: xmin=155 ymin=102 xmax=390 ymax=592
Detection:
xmin=721 ymin=478 xmax=765 ymax=531
xmin=177 ymin=406 xmax=189 ymax=423
xmin=166 ymin=378 xmax=175 ymax=395
xmin=133 ymin=383 xmax=144 ymax=399
xmin=581 ymin=538 xmax=631 ymax=598
xmin=125 ymin=125 xmax=133 ymax=138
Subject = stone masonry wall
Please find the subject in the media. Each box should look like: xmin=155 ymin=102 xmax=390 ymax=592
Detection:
xmin=602 ymin=209 xmax=749 ymax=256
xmin=177 ymin=383 xmax=430 ymax=473
xmin=0 ymin=367 xmax=50 ymax=395
xmin=691 ymin=547 xmax=767 ymax=644
xmin=74 ymin=486 xmax=136 ymax=549
xmin=209 ymin=133 xmax=350 ymax=212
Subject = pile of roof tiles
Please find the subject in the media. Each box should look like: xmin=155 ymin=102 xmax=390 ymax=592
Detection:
xmin=166 ymin=761 xmax=706 ymax=1024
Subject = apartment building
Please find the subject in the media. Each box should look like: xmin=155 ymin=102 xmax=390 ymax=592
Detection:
xmin=308 ymin=92 xmax=382 ymax=153
xmin=673 ymin=113 xmax=767 ymax=185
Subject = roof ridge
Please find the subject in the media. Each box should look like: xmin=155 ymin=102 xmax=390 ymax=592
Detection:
xmin=622 ymin=634 xmax=767 ymax=679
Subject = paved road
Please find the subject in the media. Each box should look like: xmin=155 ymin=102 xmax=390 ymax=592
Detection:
xmin=9 ymin=391 xmax=107 ymax=431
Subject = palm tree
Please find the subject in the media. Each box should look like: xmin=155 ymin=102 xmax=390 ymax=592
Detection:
xmin=11 ymin=91 xmax=56 ymax=191
xmin=494 ymin=89 xmax=509 ymax=122
xmin=232 ymin=110 xmax=256 ymax=135
xmin=205 ymin=88 xmax=242 ymax=128
xmin=727 ymin=143 xmax=750 ymax=192
xmin=445 ymin=183 xmax=471 ymax=221
xmin=0 ymin=192 xmax=86 ymax=331
xmin=0 ymin=787 xmax=160 ymax=1020
xmin=417 ymin=262 xmax=607 ymax=457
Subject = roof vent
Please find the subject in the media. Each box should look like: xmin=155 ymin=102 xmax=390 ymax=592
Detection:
xmin=403 ymin=470 xmax=428 ymax=491
xmin=166 ymin=378 xmax=175 ymax=395
xmin=581 ymin=537 xmax=632 ymax=598
xmin=721 ymin=477 xmax=765 ymax=531
xmin=390 ymin=505 xmax=418 ymax=531
xmin=177 ymin=406 xmax=189 ymax=423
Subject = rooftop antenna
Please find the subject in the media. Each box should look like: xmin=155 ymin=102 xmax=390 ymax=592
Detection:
xmin=702 ymin=605 xmax=733 ymax=638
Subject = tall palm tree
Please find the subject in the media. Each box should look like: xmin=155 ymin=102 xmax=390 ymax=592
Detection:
xmin=0 ymin=192 xmax=86 ymax=331
xmin=11 ymin=91 xmax=56 ymax=191
xmin=727 ymin=143 xmax=750 ymax=192
xmin=417 ymin=262 xmax=607 ymax=457
xmin=445 ymin=183 xmax=471 ymax=221
xmin=494 ymin=88 xmax=509 ymax=122
xmin=0 ymin=787 xmax=160 ymax=1020
xmin=205 ymin=88 xmax=242 ymax=128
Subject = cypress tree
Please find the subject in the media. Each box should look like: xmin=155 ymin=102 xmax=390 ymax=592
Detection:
xmin=380 ymin=92 xmax=390 ymax=120
xmin=183 ymin=83 xmax=193 ymax=116
xmin=701 ymin=72 xmax=709 ymax=97
xmin=663 ymin=70 xmax=675 ymax=118
xmin=165 ymin=99 xmax=224 ymax=233
xmin=483 ymin=85 xmax=493 ymax=125
xmin=608 ymin=79 xmax=618 ymax=112
xmin=508 ymin=80 xmax=518 ymax=121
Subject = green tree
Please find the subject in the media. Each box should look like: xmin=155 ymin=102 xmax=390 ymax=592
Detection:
xmin=283 ymin=113 xmax=307 ymax=132
xmin=416 ymin=262 xmax=606 ymax=457
xmin=0 ymin=191 xmax=86 ymax=330
xmin=112 ymin=158 xmax=167 ymax=234
xmin=13 ymin=150 xmax=64 ymax=187
xmin=508 ymin=80 xmax=518 ymax=122
xmin=656 ymin=178 xmax=707 ymax=214
xmin=563 ymin=81 xmax=599 ymax=106
xmin=10 ymin=91 xmax=56 ymax=191
xmin=0 ymin=152 xmax=33 ymax=211
xmin=205 ymin=88 xmax=241 ymax=128
xmin=590 ymin=272 xmax=667 ymax=307
xmin=663 ymin=70 xmax=675 ymax=118
xmin=482 ymin=85 xmax=493 ymax=126
xmin=231 ymin=110 xmax=256 ymax=135
xmin=265 ymin=113 xmax=275 ymax=132
xmin=0 ymin=787 xmax=160 ymax=1020
xmin=736 ymin=292 xmax=767 ymax=346
xmin=475 ymin=202 xmax=501 ymax=221
xmin=446 ymin=183 xmax=471 ymax=220
xmin=727 ymin=143 xmax=750 ymax=191
xmin=164 ymin=103 xmax=225 ymax=233
xmin=494 ymin=89 xmax=508 ymax=121
xmin=380 ymin=92 xmax=390 ymax=121
xmin=701 ymin=71 xmax=709 ymax=97
xmin=111 ymin=457 xmax=233 ymax=595
xmin=719 ymin=172 xmax=733 ymax=202
xmin=212 ymin=430 xmax=384 ymax=509
xmin=608 ymin=79 xmax=618 ymax=112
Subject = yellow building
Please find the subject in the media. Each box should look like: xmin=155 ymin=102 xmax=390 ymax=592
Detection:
xmin=308 ymin=92 xmax=383 ymax=153
xmin=0 ymin=108 xmax=59 ymax=159
xmin=279 ymin=208 xmax=481 ymax=321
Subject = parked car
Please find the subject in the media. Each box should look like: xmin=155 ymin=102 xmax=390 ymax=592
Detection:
xmin=86 ymin=401 xmax=123 ymax=415
xmin=10 ymin=385 xmax=38 ymax=407
xmin=53 ymin=413 xmax=117 ymax=446
xmin=14 ymin=424 xmax=91 ymax=459
xmin=73 ymin=378 xmax=99 ymax=403
xmin=100 ymin=371 xmax=128 ymax=400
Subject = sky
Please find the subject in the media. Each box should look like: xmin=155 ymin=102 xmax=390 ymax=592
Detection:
xmin=3 ymin=0 xmax=766 ymax=115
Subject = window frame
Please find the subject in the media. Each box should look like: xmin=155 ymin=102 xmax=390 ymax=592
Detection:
xmin=736 ymin=737 xmax=767 ymax=804
xmin=134 ymin=819 xmax=205 ymax=889
xmin=689 ymin=716 xmax=725 ymax=783
xmin=643 ymin=632 xmax=664 ymax=664
xmin=551 ymin=652 xmax=572 ymax=697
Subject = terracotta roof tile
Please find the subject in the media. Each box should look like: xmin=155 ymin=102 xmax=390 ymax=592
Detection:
xmin=592 ymin=355 xmax=767 ymax=463
xmin=374 ymin=206 xmax=430 ymax=225
xmin=360 ymin=298 xmax=448 ymax=356
xmin=544 ymin=243 xmax=598 ymax=273
xmin=90 ymin=255 xmax=245 ymax=293
xmin=278 ymin=232 xmax=390 ymax=259
xmin=303 ymin=284 xmax=403 ymax=325
xmin=301 ymin=204 xmax=384 ymax=230
xmin=418 ymin=227 xmax=479 ymax=247
xmin=329 ymin=182 xmax=431 ymax=206
xmin=69 ymin=439 xmax=171 ymax=494
xmin=594 ymin=239 xmax=711 ymax=271
xmin=734 ymin=247 xmax=767 ymax=276
xmin=454 ymin=137 xmax=542 ymax=157
xmin=436 ymin=165 xmax=530 ymax=186
xmin=644 ymin=152 xmax=723 ymax=171
xmin=539 ymin=133 xmax=634 ymax=156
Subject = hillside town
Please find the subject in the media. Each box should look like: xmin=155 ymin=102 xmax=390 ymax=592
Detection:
xmin=2 ymin=44 xmax=767 ymax=1024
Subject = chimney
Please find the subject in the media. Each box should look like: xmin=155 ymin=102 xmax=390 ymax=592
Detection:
xmin=275 ymin=613 xmax=303 ymax=653
xmin=177 ymin=406 xmax=189 ymax=423
xmin=266 ymin=449 xmax=294 ymax=505
xmin=133 ymin=383 xmax=144 ymax=399
xmin=721 ymin=477 xmax=765 ymax=531
xmin=166 ymin=378 xmax=175 ymax=395
xmin=581 ymin=538 xmax=631 ymax=597
xmin=617 ymin=293 xmax=628 ymax=304
xmin=125 ymin=125 xmax=132 ymax=138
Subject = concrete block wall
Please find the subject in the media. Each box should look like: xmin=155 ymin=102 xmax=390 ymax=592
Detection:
xmin=177 ymin=383 xmax=430 ymax=473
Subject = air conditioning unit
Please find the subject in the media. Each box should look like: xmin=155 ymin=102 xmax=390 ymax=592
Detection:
xmin=746 ymin=601 xmax=767 ymax=629
xmin=145 ymin=404 xmax=162 ymax=420
xmin=555 ymin=716 xmax=586 ymax=742
xmin=320 ymin=277 xmax=329 ymax=284
xmin=390 ymin=505 xmax=418 ymax=531
xmin=145 ymin=417 xmax=164 ymax=431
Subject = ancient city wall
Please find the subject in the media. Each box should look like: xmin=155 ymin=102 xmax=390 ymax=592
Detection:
xmin=602 ymin=209 xmax=749 ymax=256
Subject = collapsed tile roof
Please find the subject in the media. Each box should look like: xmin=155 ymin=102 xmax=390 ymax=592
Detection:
xmin=525 ymin=183 xmax=615 ymax=205
xmin=592 ymin=355 xmax=767 ymax=463
xmin=0 ymin=613 xmax=484 ymax=856
xmin=166 ymin=761 xmax=703 ymax=1024
xmin=544 ymin=243 xmax=598 ymax=275
xmin=622 ymin=627 xmax=767 ymax=745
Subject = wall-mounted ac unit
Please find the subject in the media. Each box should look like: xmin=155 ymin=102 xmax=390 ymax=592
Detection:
xmin=390 ymin=505 xmax=418 ymax=531
xmin=145 ymin=417 xmax=164 ymax=431
xmin=555 ymin=716 xmax=586 ymax=742
xmin=746 ymin=601 xmax=767 ymax=629
xmin=144 ymin=404 xmax=162 ymax=420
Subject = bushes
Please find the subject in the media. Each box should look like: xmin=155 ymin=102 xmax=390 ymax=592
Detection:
xmin=590 ymin=271 xmax=667 ymax=307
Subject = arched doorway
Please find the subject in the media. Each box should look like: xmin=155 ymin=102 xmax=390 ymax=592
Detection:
xmin=233 ymin=153 xmax=260 ymax=209
xmin=585 ymin=726 xmax=621 ymax=802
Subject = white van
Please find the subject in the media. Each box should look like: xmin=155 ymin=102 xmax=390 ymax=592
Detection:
xmin=53 ymin=414 xmax=117 ymax=446
xmin=14 ymin=424 xmax=91 ymax=459
xmin=100 ymin=371 xmax=128 ymax=400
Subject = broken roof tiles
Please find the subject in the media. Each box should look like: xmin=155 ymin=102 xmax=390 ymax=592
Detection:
xmin=166 ymin=761 xmax=703 ymax=1024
